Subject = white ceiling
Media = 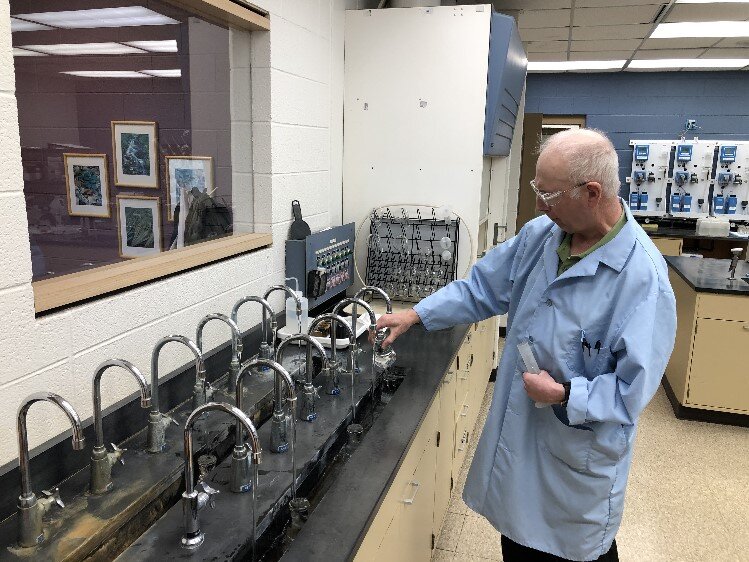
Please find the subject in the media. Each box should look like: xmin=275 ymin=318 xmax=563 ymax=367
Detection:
xmin=489 ymin=0 xmax=749 ymax=70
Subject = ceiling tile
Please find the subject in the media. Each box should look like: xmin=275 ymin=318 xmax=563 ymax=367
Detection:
xmin=575 ymin=0 xmax=666 ymax=7
xmin=701 ymin=47 xmax=749 ymax=58
xmin=518 ymin=9 xmax=570 ymax=29
xmin=570 ymin=39 xmax=643 ymax=52
xmin=712 ymin=37 xmax=749 ymax=48
xmin=525 ymin=40 xmax=569 ymax=53
xmin=640 ymin=37 xmax=720 ymax=49
xmin=493 ymin=0 xmax=572 ymax=9
xmin=665 ymin=4 xmax=749 ymax=23
xmin=569 ymin=50 xmax=636 ymax=61
xmin=634 ymin=48 xmax=707 ymax=59
xmin=572 ymin=23 xmax=651 ymax=40
xmin=519 ymin=27 xmax=570 ymax=41
xmin=573 ymin=6 xmax=662 ymax=27
xmin=527 ymin=51 xmax=568 ymax=62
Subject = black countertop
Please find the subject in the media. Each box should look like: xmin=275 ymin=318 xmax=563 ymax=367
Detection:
xmin=666 ymin=256 xmax=749 ymax=294
xmin=645 ymin=226 xmax=749 ymax=243
xmin=282 ymin=323 xmax=468 ymax=562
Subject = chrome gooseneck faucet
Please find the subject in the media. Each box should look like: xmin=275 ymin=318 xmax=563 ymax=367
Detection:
xmin=308 ymin=314 xmax=355 ymax=397
xmin=181 ymin=402 xmax=261 ymax=552
xmin=231 ymin=296 xmax=276 ymax=384
xmin=728 ymin=247 xmax=743 ymax=280
xmin=90 ymin=359 xmax=151 ymax=495
xmin=230 ymin=359 xmax=295 ymax=493
xmin=148 ymin=335 xmax=204 ymax=453
xmin=277 ymin=334 xmax=329 ymax=422
xmin=17 ymin=392 xmax=86 ymax=548
xmin=355 ymin=286 xmax=393 ymax=315
xmin=256 ymin=358 xmax=298 ymax=457
xmin=195 ymin=313 xmax=241 ymax=408
xmin=263 ymin=285 xmax=302 ymax=343
xmin=333 ymin=297 xmax=377 ymax=375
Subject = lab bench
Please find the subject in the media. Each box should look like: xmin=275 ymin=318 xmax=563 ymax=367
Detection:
xmin=663 ymin=256 xmax=749 ymax=425
xmin=645 ymin=226 xmax=748 ymax=259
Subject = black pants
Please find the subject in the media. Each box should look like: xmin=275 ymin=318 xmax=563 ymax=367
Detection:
xmin=501 ymin=535 xmax=619 ymax=562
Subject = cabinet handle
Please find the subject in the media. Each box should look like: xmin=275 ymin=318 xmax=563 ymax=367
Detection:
xmin=457 ymin=430 xmax=469 ymax=452
xmin=458 ymin=370 xmax=469 ymax=381
xmin=744 ymin=325 xmax=749 ymax=331
xmin=402 ymin=481 xmax=421 ymax=504
xmin=460 ymin=403 xmax=469 ymax=417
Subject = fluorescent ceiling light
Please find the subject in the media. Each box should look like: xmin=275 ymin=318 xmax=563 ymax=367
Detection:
xmin=629 ymin=58 xmax=749 ymax=68
xmin=62 ymin=71 xmax=151 ymax=78
xmin=528 ymin=60 xmax=626 ymax=71
xmin=10 ymin=17 xmax=52 ymax=32
xmin=140 ymin=69 xmax=182 ymax=78
xmin=124 ymin=40 xmax=178 ymax=53
xmin=13 ymin=47 xmax=47 ymax=57
xmin=676 ymin=0 xmax=749 ymax=3
xmin=652 ymin=21 xmax=749 ymax=38
xmin=18 ymin=42 xmax=146 ymax=56
xmin=13 ymin=7 xmax=179 ymax=30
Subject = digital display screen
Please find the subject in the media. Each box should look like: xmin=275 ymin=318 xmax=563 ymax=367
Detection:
xmin=634 ymin=145 xmax=649 ymax=161
xmin=676 ymin=145 xmax=693 ymax=162
xmin=720 ymin=145 xmax=737 ymax=163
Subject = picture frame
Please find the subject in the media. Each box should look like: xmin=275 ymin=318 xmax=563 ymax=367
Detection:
xmin=63 ymin=153 xmax=111 ymax=218
xmin=111 ymin=121 xmax=159 ymax=188
xmin=116 ymin=195 xmax=163 ymax=258
xmin=165 ymin=156 xmax=214 ymax=221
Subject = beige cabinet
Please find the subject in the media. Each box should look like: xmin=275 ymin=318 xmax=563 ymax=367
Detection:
xmin=665 ymin=271 xmax=749 ymax=414
xmin=652 ymin=237 xmax=683 ymax=256
xmin=355 ymin=319 xmax=494 ymax=561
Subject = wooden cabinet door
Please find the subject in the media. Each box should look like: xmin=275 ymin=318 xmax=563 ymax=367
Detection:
xmin=433 ymin=372 xmax=456 ymax=540
xmin=688 ymin=318 xmax=749 ymax=412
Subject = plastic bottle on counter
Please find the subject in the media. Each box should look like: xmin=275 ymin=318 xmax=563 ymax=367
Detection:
xmin=285 ymin=277 xmax=309 ymax=334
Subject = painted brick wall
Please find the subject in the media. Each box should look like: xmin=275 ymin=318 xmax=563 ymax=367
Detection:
xmin=525 ymin=71 xmax=749 ymax=195
xmin=0 ymin=0 xmax=374 ymax=469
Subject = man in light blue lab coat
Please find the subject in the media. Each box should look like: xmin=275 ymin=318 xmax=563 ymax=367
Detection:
xmin=377 ymin=128 xmax=676 ymax=562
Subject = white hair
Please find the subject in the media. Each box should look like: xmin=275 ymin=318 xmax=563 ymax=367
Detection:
xmin=538 ymin=128 xmax=621 ymax=199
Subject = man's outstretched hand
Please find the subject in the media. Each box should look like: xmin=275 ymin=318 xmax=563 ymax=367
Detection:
xmin=374 ymin=309 xmax=421 ymax=348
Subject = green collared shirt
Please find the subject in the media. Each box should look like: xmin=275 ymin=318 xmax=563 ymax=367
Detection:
xmin=557 ymin=208 xmax=627 ymax=276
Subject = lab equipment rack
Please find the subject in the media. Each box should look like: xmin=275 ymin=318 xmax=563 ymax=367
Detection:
xmin=364 ymin=207 xmax=459 ymax=303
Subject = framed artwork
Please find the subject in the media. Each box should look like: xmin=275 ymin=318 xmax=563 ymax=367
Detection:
xmin=165 ymin=156 xmax=214 ymax=220
xmin=116 ymin=195 xmax=162 ymax=258
xmin=111 ymin=121 xmax=159 ymax=188
xmin=63 ymin=153 xmax=111 ymax=218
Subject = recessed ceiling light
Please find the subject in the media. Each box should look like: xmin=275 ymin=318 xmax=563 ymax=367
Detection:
xmin=10 ymin=17 xmax=52 ymax=32
xmin=140 ymin=69 xmax=182 ymax=78
xmin=17 ymin=42 xmax=146 ymax=56
xmin=62 ymin=71 xmax=151 ymax=78
xmin=629 ymin=58 xmax=749 ymax=68
xmin=13 ymin=7 xmax=179 ymax=30
xmin=13 ymin=47 xmax=47 ymax=57
xmin=124 ymin=40 xmax=178 ymax=53
xmin=652 ymin=21 xmax=749 ymax=38
xmin=528 ymin=60 xmax=626 ymax=71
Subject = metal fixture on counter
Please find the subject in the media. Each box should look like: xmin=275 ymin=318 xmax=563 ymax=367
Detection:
xmin=195 ymin=313 xmax=241 ymax=408
xmin=147 ymin=335 xmax=204 ymax=453
xmin=263 ymin=284 xmax=303 ymax=371
xmin=728 ymin=247 xmax=743 ymax=280
xmin=230 ymin=359 xmax=295 ymax=496
xmin=276 ymin=334 xmax=329 ymax=422
xmin=231 ymin=295 xmax=276 ymax=383
xmin=181 ymin=402 xmax=261 ymax=553
xmin=90 ymin=359 xmax=151 ymax=495
xmin=308 ymin=313 xmax=355 ymax=396
xmin=16 ymin=392 xmax=86 ymax=548
xmin=253 ymin=358 xmax=298 ymax=457
xmin=335 ymin=295 xmax=379 ymax=374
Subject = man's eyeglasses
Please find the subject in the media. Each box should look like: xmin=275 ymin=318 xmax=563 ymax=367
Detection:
xmin=530 ymin=179 xmax=589 ymax=207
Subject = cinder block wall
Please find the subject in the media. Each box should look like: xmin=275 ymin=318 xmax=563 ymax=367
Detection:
xmin=526 ymin=71 xmax=749 ymax=196
xmin=0 ymin=0 xmax=375 ymax=470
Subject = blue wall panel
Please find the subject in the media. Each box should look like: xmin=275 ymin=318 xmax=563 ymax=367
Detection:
xmin=527 ymin=71 xmax=749 ymax=196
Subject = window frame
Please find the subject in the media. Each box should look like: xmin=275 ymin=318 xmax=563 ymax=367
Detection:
xmin=21 ymin=0 xmax=272 ymax=314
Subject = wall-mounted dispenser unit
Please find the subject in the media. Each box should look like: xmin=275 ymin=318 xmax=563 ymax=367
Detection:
xmin=715 ymin=142 xmax=749 ymax=219
xmin=627 ymin=140 xmax=671 ymax=218
xmin=669 ymin=139 xmax=715 ymax=218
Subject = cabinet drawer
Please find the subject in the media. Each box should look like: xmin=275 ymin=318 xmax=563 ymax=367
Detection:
xmin=697 ymin=293 xmax=749 ymax=322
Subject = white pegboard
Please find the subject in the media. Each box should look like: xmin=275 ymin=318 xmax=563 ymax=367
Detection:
xmin=715 ymin=142 xmax=749 ymax=220
xmin=669 ymin=139 xmax=715 ymax=219
xmin=627 ymin=140 xmax=671 ymax=218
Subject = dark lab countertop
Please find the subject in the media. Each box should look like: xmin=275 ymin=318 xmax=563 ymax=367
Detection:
xmin=647 ymin=226 xmax=748 ymax=242
xmin=282 ymin=323 xmax=469 ymax=562
xmin=666 ymin=256 xmax=749 ymax=294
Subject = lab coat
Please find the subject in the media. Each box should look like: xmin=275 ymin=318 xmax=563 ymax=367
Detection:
xmin=413 ymin=203 xmax=676 ymax=561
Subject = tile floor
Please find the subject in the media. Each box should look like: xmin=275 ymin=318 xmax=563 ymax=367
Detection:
xmin=432 ymin=340 xmax=749 ymax=562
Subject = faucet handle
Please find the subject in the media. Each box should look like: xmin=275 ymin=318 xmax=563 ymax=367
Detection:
xmin=41 ymin=488 xmax=65 ymax=509
xmin=199 ymin=481 xmax=220 ymax=509
xmin=111 ymin=443 xmax=127 ymax=465
xmin=313 ymin=385 xmax=321 ymax=399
